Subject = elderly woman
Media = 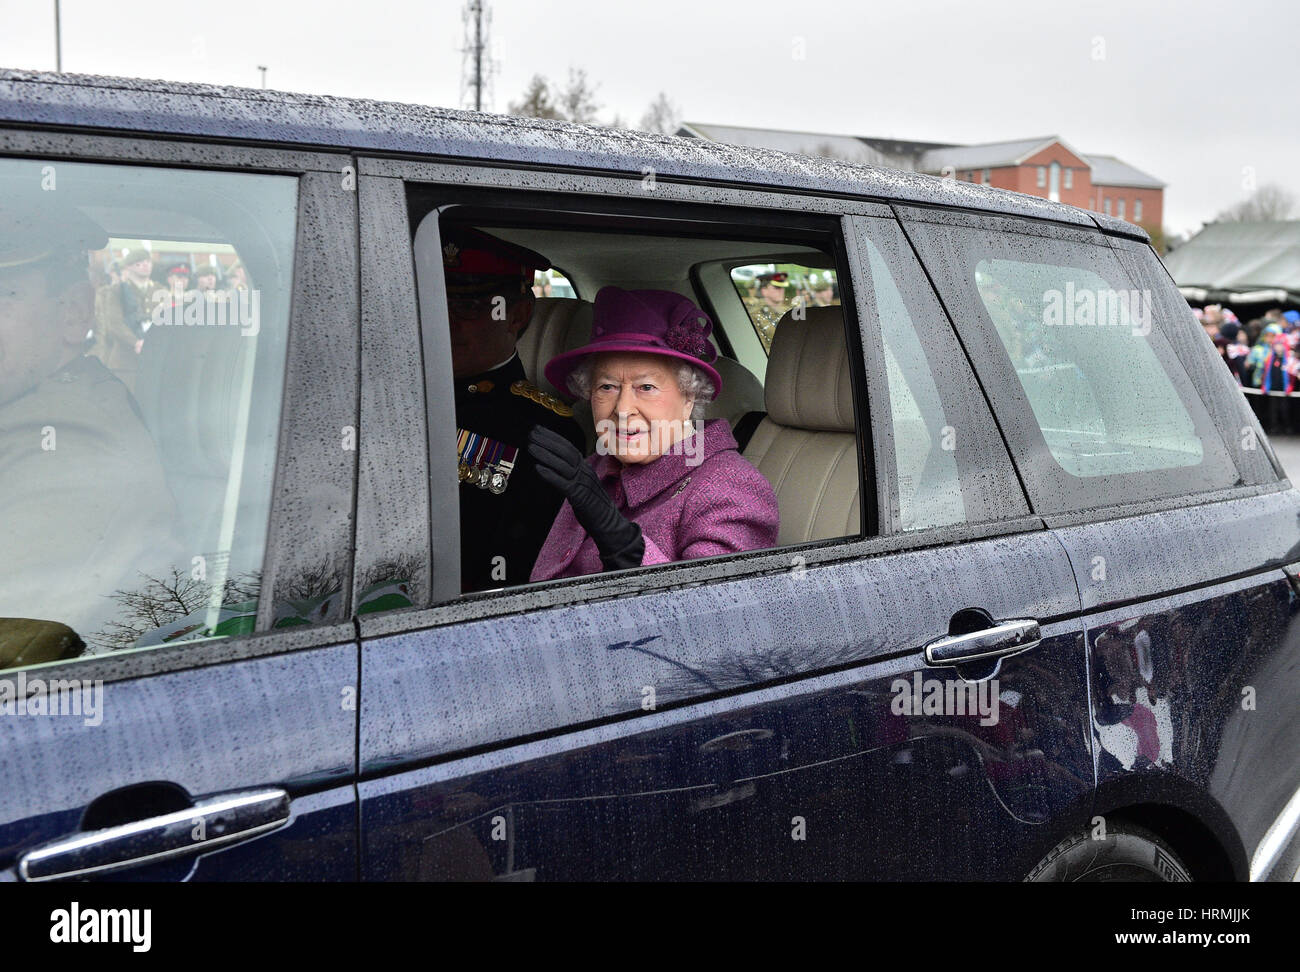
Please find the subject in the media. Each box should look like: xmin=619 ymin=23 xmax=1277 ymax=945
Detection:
xmin=527 ymin=287 xmax=778 ymax=581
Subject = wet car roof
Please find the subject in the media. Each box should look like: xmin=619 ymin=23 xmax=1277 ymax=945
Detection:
xmin=0 ymin=68 xmax=1147 ymax=240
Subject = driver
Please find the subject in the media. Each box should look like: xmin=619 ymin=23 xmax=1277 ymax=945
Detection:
xmin=0 ymin=190 xmax=181 ymax=662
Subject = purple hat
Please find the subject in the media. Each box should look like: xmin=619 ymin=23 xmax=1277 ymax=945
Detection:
xmin=545 ymin=287 xmax=723 ymax=400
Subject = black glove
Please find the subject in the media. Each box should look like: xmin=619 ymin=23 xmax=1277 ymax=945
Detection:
xmin=527 ymin=425 xmax=645 ymax=571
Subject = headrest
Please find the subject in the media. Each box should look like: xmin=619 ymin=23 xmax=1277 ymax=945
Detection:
xmin=136 ymin=322 xmax=250 ymax=476
xmin=518 ymin=298 xmax=593 ymax=398
xmin=764 ymin=306 xmax=855 ymax=431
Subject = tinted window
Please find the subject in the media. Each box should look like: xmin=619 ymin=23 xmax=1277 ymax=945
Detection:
xmin=867 ymin=239 xmax=964 ymax=530
xmin=0 ymin=159 xmax=296 ymax=671
xmin=902 ymin=209 xmax=1242 ymax=514
xmin=974 ymin=256 xmax=1202 ymax=477
xmin=848 ymin=215 xmax=1028 ymax=532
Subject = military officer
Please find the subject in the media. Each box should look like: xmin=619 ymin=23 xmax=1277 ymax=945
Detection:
xmin=0 ymin=192 xmax=182 ymax=659
xmin=91 ymin=246 xmax=155 ymax=391
xmin=443 ymin=225 xmax=585 ymax=592
xmin=752 ymin=271 xmax=791 ymax=349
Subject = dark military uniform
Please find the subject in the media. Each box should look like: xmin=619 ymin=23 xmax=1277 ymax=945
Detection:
xmin=455 ymin=352 xmax=585 ymax=592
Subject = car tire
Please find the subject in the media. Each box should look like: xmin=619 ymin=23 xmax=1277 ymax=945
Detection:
xmin=1024 ymin=821 xmax=1193 ymax=882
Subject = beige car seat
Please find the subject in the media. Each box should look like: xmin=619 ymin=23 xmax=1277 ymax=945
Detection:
xmin=742 ymin=306 xmax=861 ymax=544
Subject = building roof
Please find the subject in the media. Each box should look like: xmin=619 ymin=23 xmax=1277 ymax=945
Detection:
xmin=681 ymin=121 xmax=1164 ymax=195
xmin=917 ymin=136 xmax=1089 ymax=172
xmin=0 ymin=69 xmax=1127 ymax=233
xmin=676 ymin=122 xmax=883 ymax=163
xmin=1082 ymin=153 xmax=1166 ymax=189
xmin=1163 ymin=221 xmax=1300 ymax=299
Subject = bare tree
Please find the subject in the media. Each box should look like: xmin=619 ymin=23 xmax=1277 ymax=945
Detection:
xmin=556 ymin=68 xmax=601 ymax=125
xmin=91 ymin=567 xmax=261 ymax=651
xmin=638 ymin=92 xmax=680 ymax=135
xmin=1215 ymin=183 xmax=1297 ymax=222
xmin=507 ymin=74 xmax=562 ymax=120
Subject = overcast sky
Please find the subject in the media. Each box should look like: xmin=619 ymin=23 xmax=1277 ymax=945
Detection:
xmin=1 ymin=0 xmax=1294 ymax=235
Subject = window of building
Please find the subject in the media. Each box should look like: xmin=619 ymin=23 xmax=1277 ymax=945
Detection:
xmin=1037 ymin=166 xmax=1046 ymax=188
xmin=1117 ymin=198 xmax=1126 ymax=221
xmin=0 ymin=158 xmax=297 ymax=670
xmin=1104 ymin=197 xmax=1112 ymax=216
xmin=1134 ymin=199 xmax=1143 ymax=223
xmin=982 ymin=169 xmax=991 ymax=185
xmin=1064 ymin=168 xmax=1073 ymax=190
xmin=1048 ymin=162 xmax=1061 ymax=203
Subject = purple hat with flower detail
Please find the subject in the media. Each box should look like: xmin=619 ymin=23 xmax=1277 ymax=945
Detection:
xmin=544 ymin=286 xmax=723 ymax=401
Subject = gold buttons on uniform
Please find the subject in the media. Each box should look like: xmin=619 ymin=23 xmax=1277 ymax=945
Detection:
xmin=510 ymin=380 xmax=573 ymax=417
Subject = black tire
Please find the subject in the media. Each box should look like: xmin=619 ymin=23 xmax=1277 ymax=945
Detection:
xmin=1025 ymin=821 xmax=1193 ymax=882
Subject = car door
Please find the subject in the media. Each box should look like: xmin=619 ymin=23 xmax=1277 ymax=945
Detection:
xmin=353 ymin=159 xmax=1094 ymax=880
xmin=0 ymin=132 xmax=360 ymax=881
xmin=900 ymin=206 xmax=1300 ymax=880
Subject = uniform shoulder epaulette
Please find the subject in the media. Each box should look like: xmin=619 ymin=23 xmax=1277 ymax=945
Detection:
xmin=510 ymin=379 xmax=573 ymax=417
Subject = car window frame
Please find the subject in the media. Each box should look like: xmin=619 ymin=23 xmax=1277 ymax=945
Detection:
xmin=353 ymin=156 xmax=1047 ymax=640
xmin=0 ymin=128 xmax=360 ymax=686
xmin=844 ymin=212 xmax=1032 ymax=536
xmin=412 ymin=189 xmax=874 ymax=595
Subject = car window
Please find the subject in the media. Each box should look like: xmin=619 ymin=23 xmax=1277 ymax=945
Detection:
xmin=849 ymin=215 xmax=1028 ymax=532
xmin=0 ymin=158 xmax=296 ymax=672
xmin=533 ymin=268 xmax=577 ymax=299
xmin=901 ymin=210 xmax=1242 ymax=513
xmin=406 ymin=204 xmax=867 ymax=599
xmin=974 ymin=257 xmax=1202 ymax=477
xmin=865 ymin=240 xmax=964 ymax=530
xmin=729 ymin=262 xmax=840 ymax=353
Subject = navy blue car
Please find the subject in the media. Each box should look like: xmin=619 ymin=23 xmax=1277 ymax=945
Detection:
xmin=0 ymin=69 xmax=1297 ymax=882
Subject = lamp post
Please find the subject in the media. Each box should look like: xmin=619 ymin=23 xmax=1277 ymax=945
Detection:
xmin=54 ymin=0 xmax=62 ymax=72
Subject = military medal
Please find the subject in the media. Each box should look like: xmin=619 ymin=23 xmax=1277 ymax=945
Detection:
xmin=456 ymin=427 xmax=519 ymax=494
xmin=489 ymin=447 xmax=515 ymax=494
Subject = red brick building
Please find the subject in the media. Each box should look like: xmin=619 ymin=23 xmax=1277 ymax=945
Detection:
xmin=677 ymin=126 xmax=1165 ymax=232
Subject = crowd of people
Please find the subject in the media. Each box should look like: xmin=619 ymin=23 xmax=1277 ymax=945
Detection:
xmin=738 ymin=269 xmax=840 ymax=350
xmin=1201 ymin=305 xmax=1300 ymax=388
xmin=89 ymin=248 xmax=250 ymax=392
xmin=1200 ymin=304 xmax=1300 ymax=432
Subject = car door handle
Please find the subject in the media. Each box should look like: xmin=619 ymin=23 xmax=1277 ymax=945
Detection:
xmin=17 ymin=787 xmax=290 ymax=882
xmin=923 ymin=619 xmax=1042 ymax=666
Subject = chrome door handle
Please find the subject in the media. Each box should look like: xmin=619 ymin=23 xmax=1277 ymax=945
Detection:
xmin=923 ymin=619 xmax=1042 ymax=666
xmin=18 ymin=787 xmax=290 ymax=882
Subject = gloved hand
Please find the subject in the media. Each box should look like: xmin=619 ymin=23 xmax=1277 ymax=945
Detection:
xmin=527 ymin=425 xmax=645 ymax=571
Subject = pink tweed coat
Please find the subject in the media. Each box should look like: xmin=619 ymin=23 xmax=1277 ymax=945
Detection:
xmin=529 ymin=419 xmax=779 ymax=581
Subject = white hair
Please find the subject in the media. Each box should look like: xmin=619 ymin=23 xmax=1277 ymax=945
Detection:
xmin=567 ymin=358 xmax=715 ymax=421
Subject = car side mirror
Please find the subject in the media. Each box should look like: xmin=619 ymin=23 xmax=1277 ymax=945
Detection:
xmin=0 ymin=618 xmax=86 ymax=670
